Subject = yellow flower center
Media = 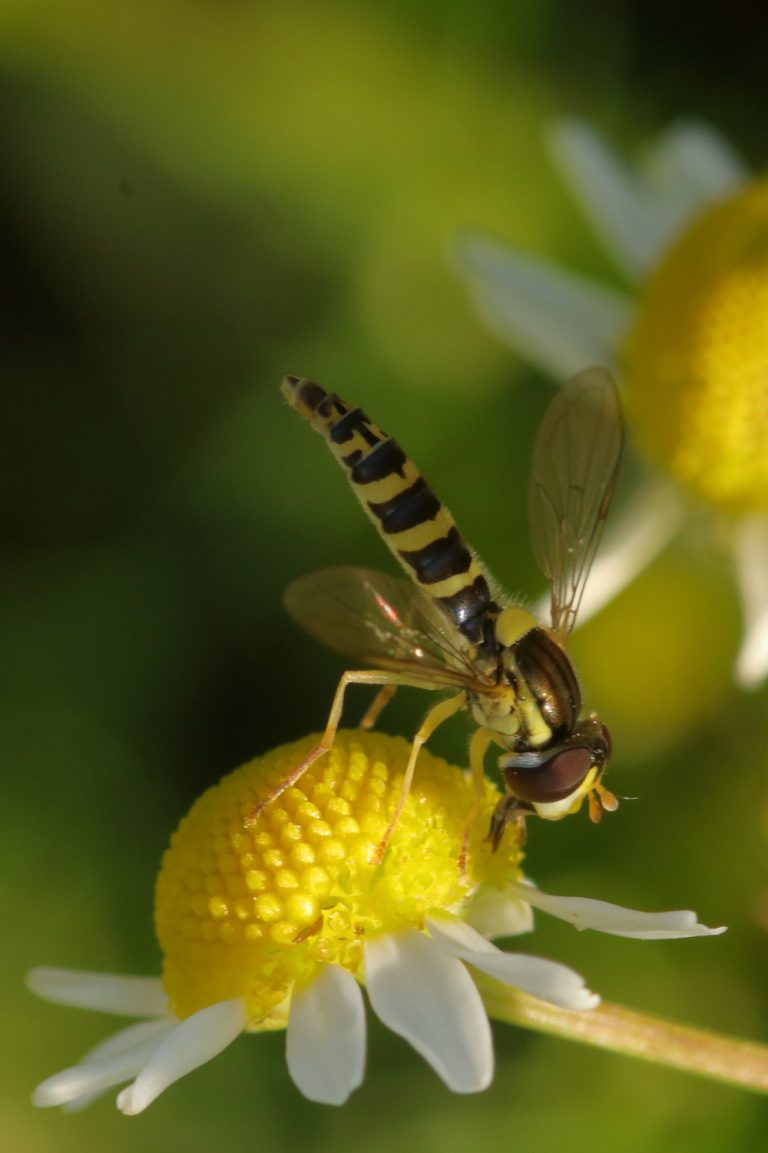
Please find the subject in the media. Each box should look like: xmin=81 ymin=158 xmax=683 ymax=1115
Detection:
xmin=623 ymin=179 xmax=768 ymax=513
xmin=155 ymin=731 xmax=522 ymax=1028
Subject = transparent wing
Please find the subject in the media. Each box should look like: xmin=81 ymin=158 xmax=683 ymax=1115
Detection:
xmin=284 ymin=566 xmax=491 ymax=690
xmin=528 ymin=367 xmax=624 ymax=639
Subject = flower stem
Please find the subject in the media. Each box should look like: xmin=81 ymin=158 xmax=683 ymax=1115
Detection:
xmin=479 ymin=981 xmax=768 ymax=1093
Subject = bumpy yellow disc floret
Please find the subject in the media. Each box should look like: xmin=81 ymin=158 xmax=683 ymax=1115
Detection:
xmin=624 ymin=179 xmax=768 ymax=513
xmin=155 ymin=731 xmax=522 ymax=1028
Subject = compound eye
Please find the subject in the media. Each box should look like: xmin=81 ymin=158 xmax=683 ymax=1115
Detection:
xmin=506 ymin=746 xmax=593 ymax=804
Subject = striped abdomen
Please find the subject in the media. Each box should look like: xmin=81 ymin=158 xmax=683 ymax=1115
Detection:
xmin=281 ymin=376 xmax=499 ymax=644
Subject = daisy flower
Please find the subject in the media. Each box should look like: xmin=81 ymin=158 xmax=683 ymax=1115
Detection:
xmin=455 ymin=119 xmax=768 ymax=687
xmin=29 ymin=731 xmax=722 ymax=1113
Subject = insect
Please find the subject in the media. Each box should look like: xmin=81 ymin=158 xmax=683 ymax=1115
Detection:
xmin=248 ymin=368 xmax=623 ymax=858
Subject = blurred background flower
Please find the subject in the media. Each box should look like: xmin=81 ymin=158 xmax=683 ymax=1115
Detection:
xmin=4 ymin=3 xmax=767 ymax=1152
xmin=456 ymin=118 xmax=768 ymax=688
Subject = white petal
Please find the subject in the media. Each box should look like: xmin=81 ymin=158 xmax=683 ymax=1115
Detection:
xmin=32 ymin=1019 xmax=175 ymax=1109
xmin=461 ymin=886 xmax=534 ymax=939
xmin=424 ymin=913 xmax=502 ymax=959
xmin=535 ymin=478 xmax=685 ymax=627
xmin=286 ymin=965 xmax=366 ymax=1105
xmin=79 ymin=1017 xmax=176 ymax=1065
xmin=455 ymin=234 xmax=632 ymax=380
xmin=547 ymin=119 xmax=669 ymax=278
xmin=733 ymin=515 xmax=768 ymax=688
xmin=27 ymin=968 xmax=167 ymax=1017
xmin=365 ymin=930 xmax=493 ymax=1093
xmin=427 ymin=915 xmax=598 ymax=1011
xmin=60 ymin=1019 xmax=176 ymax=1112
xmin=645 ymin=120 xmax=747 ymax=229
xmin=510 ymin=881 xmax=726 ymax=939
xmin=116 ymin=998 xmax=248 ymax=1115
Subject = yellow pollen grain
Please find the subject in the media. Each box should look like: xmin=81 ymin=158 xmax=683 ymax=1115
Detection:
xmin=317 ymin=838 xmax=346 ymax=865
xmin=334 ymin=817 xmax=360 ymax=839
xmin=280 ymin=823 xmax=303 ymax=846
xmin=285 ymin=894 xmax=319 ymax=925
xmin=208 ymin=896 xmax=229 ymax=920
xmin=295 ymin=801 xmax=321 ymax=822
xmin=624 ymin=178 xmax=768 ymax=513
xmin=154 ymin=731 xmax=524 ymax=1025
xmin=301 ymin=866 xmax=332 ymax=896
xmin=245 ymin=870 xmax=268 ymax=893
xmin=290 ymin=842 xmax=315 ymax=867
xmin=255 ymin=894 xmax=283 ymax=923
xmin=275 ymin=870 xmax=299 ymax=892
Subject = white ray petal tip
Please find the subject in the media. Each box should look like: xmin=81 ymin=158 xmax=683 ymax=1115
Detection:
xmin=116 ymin=1085 xmax=142 ymax=1115
xmin=734 ymin=624 xmax=768 ymax=689
xmin=534 ymin=966 xmax=601 ymax=1011
xmin=605 ymin=909 xmax=727 ymax=939
xmin=31 ymin=1075 xmax=70 ymax=1109
xmin=459 ymin=1061 xmax=494 ymax=1093
xmin=571 ymin=988 xmax=601 ymax=1011
xmin=26 ymin=967 xmax=66 ymax=997
xmin=675 ymin=914 xmax=727 ymax=937
xmin=32 ymin=1067 xmax=106 ymax=1111
xmin=511 ymin=882 xmax=726 ymax=939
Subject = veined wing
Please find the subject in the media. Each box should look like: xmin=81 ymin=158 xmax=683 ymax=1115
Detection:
xmin=284 ymin=566 xmax=492 ymax=690
xmin=528 ymin=367 xmax=624 ymax=640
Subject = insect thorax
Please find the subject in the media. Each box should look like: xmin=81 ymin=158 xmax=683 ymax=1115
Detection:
xmin=470 ymin=608 xmax=582 ymax=751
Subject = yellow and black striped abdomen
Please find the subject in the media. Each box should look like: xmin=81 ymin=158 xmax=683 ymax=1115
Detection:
xmin=281 ymin=375 xmax=499 ymax=644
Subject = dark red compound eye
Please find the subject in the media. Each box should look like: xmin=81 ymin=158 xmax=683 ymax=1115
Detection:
xmin=505 ymin=746 xmax=594 ymax=805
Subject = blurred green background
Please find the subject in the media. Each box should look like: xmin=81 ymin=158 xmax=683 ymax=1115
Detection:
xmin=3 ymin=2 xmax=767 ymax=1151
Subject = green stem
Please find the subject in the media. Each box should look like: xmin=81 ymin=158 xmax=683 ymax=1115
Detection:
xmin=479 ymin=980 xmax=768 ymax=1093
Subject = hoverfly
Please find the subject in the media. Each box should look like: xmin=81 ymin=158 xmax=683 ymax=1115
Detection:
xmin=248 ymin=369 xmax=623 ymax=858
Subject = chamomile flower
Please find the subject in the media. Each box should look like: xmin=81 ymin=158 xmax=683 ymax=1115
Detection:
xmin=29 ymin=731 xmax=721 ymax=1112
xmin=456 ymin=119 xmax=768 ymax=687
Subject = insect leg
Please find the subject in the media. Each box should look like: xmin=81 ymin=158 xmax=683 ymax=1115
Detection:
xmin=373 ymin=690 xmax=467 ymax=864
xmin=487 ymin=795 xmax=529 ymax=852
xmin=457 ymin=727 xmax=495 ymax=876
xmin=244 ymin=669 xmax=399 ymax=827
xmin=358 ymin=683 xmax=398 ymax=730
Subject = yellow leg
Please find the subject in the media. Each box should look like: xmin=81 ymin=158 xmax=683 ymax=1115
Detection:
xmin=454 ymin=728 xmax=495 ymax=876
xmin=359 ymin=683 xmax=398 ymax=730
xmin=373 ymin=691 xmax=467 ymax=865
xmin=244 ymin=670 xmax=404 ymax=827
